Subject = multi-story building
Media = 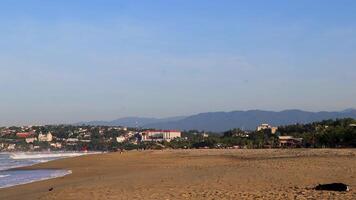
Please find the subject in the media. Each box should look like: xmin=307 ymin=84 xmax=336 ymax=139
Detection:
xmin=257 ymin=123 xmax=278 ymax=134
xmin=140 ymin=130 xmax=181 ymax=142
xmin=38 ymin=132 xmax=53 ymax=142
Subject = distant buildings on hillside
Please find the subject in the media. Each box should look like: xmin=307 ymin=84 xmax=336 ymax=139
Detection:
xmin=257 ymin=123 xmax=278 ymax=134
xmin=16 ymin=131 xmax=35 ymax=138
xmin=0 ymin=125 xmax=132 ymax=151
xmin=0 ymin=124 xmax=186 ymax=151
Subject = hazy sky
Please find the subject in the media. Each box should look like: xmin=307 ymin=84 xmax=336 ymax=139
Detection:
xmin=1 ymin=0 xmax=356 ymax=125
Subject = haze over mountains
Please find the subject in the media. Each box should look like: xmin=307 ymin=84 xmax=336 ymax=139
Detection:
xmin=78 ymin=109 xmax=356 ymax=132
xmin=77 ymin=116 xmax=185 ymax=128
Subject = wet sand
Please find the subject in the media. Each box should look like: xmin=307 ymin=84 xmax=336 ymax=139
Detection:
xmin=0 ymin=149 xmax=355 ymax=200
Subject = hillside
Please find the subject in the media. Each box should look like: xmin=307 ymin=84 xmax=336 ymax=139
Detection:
xmin=77 ymin=109 xmax=356 ymax=132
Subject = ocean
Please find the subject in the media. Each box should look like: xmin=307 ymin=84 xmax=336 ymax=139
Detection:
xmin=0 ymin=152 xmax=92 ymax=189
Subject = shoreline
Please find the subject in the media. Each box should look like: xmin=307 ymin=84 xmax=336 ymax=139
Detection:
xmin=0 ymin=170 xmax=72 ymax=189
xmin=0 ymin=152 xmax=100 ymax=190
xmin=0 ymin=149 xmax=355 ymax=199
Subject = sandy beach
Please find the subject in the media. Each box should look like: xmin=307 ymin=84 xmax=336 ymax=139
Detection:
xmin=0 ymin=149 xmax=355 ymax=200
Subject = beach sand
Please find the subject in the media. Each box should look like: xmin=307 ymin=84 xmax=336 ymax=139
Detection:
xmin=0 ymin=149 xmax=355 ymax=200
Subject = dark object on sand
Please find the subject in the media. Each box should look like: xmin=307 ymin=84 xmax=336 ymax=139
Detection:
xmin=49 ymin=187 xmax=53 ymax=191
xmin=315 ymin=183 xmax=349 ymax=192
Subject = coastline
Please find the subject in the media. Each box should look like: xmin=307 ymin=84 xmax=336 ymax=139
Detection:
xmin=0 ymin=149 xmax=355 ymax=200
xmin=0 ymin=169 xmax=72 ymax=189
xmin=0 ymin=152 xmax=100 ymax=189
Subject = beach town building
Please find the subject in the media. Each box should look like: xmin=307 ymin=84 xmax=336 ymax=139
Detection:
xmin=78 ymin=128 xmax=87 ymax=132
xmin=202 ymin=133 xmax=209 ymax=138
xmin=0 ymin=129 xmax=13 ymax=136
xmin=50 ymin=142 xmax=62 ymax=148
xmin=16 ymin=131 xmax=35 ymax=138
xmin=38 ymin=132 xmax=53 ymax=142
xmin=115 ymin=132 xmax=136 ymax=143
xmin=278 ymin=136 xmax=303 ymax=147
xmin=140 ymin=130 xmax=181 ymax=142
xmin=112 ymin=127 xmax=128 ymax=131
xmin=66 ymin=138 xmax=79 ymax=142
xmin=126 ymin=131 xmax=135 ymax=137
xmin=83 ymin=133 xmax=91 ymax=139
xmin=116 ymin=136 xmax=126 ymax=143
xmin=66 ymin=138 xmax=79 ymax=146
xmin=257 ymin=123 xmax=278 ymax=134
xmin=25 ymin=137 xmax=37 ymax=144
xmin=7 ymin=144 xmax=16 ymax=150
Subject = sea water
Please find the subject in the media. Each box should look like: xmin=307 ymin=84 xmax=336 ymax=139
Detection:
xmin=0 ymin=152 xmax=92 ymax=188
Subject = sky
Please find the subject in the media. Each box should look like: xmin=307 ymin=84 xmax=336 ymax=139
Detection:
xmin=1 ymin=0 xmax=356 ymax=125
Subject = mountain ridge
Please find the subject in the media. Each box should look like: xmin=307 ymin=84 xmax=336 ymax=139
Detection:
xmin=76 ymin=109 xmax=356 ymax=132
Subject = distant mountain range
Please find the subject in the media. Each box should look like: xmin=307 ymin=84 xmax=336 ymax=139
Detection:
xmin=76 ymin=116 xmax=186 ymax=128
xmin=76 ymin=109 xmax=356 ymax=132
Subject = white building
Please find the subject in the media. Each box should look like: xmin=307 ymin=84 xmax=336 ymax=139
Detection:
xmin=50 ymin=142 xmax=62 ymax=148
xmin=126 ymin=131 xmax=135 ymax=137
xmin=257 ymin=123 xmax=278 ymax=134
xmin=83 ymin=133 xmax=91 ymax=139
xmin=116 ymin=136 xmax=126 ymax=143
xmin=140 ymin=130 xmax=181 ymax=142
xmin=38 ymin=132 xmax=53 ymax=142
xmin=202 ymin=133 xmax=209 ymax=138
xmin=25 ymin=137 xmax=37 ymax=144
xmin=113 ymin=127 xmax=127 ymax=131
xmin=7 ymin=144 xmax=16 ymax=150
xmin=66 ymin=138 xmax=79 ymax=142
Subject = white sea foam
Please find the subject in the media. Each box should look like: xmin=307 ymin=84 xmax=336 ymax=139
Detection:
xmin=0 ymin=170 xmax=72 ymax=189
xmin=10 ymin=152 xmax=88 ymax=160
xmin=0 ymin=164 xmax=28 ymax=171
xmin=0 ymin=151 xmax=101 ymax=189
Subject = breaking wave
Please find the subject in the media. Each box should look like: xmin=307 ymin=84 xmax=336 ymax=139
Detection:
xmin=10 ymin=152 xmax=89 ymax=160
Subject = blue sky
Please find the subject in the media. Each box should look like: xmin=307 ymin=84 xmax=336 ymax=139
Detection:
xmin=1 ymin=0 xmax=356 ymax=125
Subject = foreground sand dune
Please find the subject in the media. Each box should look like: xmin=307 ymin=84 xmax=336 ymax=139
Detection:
xmin=0 ymin=149 xmax=355 ymax=200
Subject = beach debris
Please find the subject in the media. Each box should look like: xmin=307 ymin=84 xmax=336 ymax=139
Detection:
xmin=314 ymin=183 xmax=349 ymax=192
xmin=48 ymin=187 xmax=54 ymax=191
